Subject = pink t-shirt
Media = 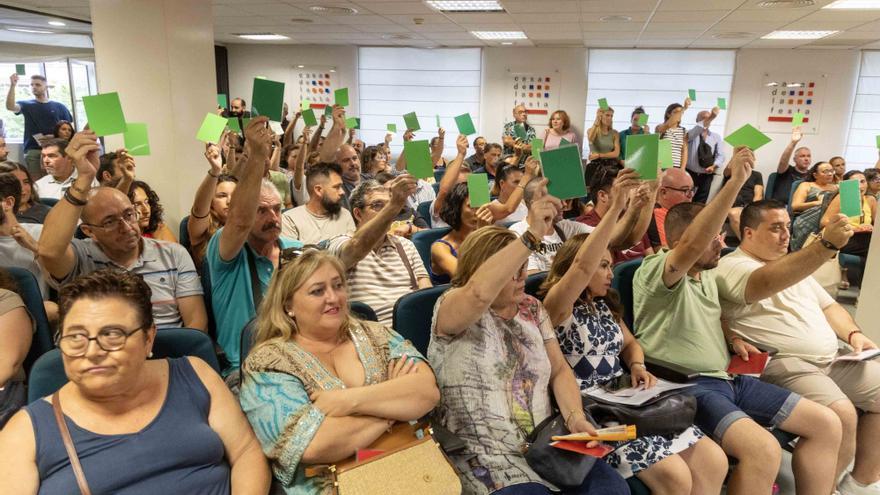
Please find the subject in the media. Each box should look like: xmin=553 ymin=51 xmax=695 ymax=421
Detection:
xmin=543 ymin=129 xmax=578 ymax=151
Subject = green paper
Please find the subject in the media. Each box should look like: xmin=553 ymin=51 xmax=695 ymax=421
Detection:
xmin=345 ymin=117 xmax=359 ymax=129
xmin=301 ymin=99 xmax=311 ymax=111
xmin=560 ymin=138 xmax=571 ymax=146
xmin=791 ymin=112 xmax=805 ymax=128
xmin=717 ymin=97 xmax=726 ymax=110
xmin=227 ymin=117 xmax=241 ymax=133
xmin=876 ymin=135 xmax=880 ymax=149
xmin=688 ymin=89 xmax=696 ymax=101
xmin=82 ymin=92 xmax=127 ymax=137
xmin=404 ymin=140 xmax=433 ymax=179
xmin=540 ymin=145 xmax=587 ymax=200
xmin=387 ymin=123 xmax=397 ymax=133
xmin=637 ymin=113 xmax=649 ymax=126
xmin=302 ymin=108 xmax=317 ymax=127
xmin=217 ymin=94 xmax=227 ymax=109
xmin=467 ymin=173 xmax=491 ymax=208
xmin=531 ymin=138 xmax=543 ymax=158
xmin=839 ymin=179 xmax=862 ymax=218
xmin=255 ymin=76 xmax=267 ymax=79
xmin=15 ymin=64 xmax=25 ymax=75
xmin=123 ymin=123 xmax=150 ymax=156
xmin=334 ymin=88 xmax=349 ymax=107
xmin=454 ymin=113 xmax=476 ymax=136
xmin=403 ymin=112 xmax=421 ymax=131
xmin=724 ymin=124 xmax=772 ymax=151
xmin=324 ymin=106 xmax=333 ymax=116
xmin=514 ymin=124 xmax=527 ymax=141
xmin=196 ymin=113 xmax=229 ymax=144
xmin=625 ymin=133 xmax=659 ymax=180
xmin=598 ymin=98 xmax=609 ymax=110
xmin=436 ymin=114 xmax=441 ymax=128
xmin=251 ymin=77 xmax=285 ymax=122
xmin=659 ymin=139 xmax=674 ymax=170
xmin=242 ymin=117 xmax=251 ymax=129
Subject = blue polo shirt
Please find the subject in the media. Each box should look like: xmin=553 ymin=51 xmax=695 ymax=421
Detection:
xmin=206 ymin=229 xmax=301 ymax=371
xmin=15 ymin=99 xmax=73 ymax=151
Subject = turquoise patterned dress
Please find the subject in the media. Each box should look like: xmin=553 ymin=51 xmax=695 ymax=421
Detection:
xmin=239 ymin=321 xmax=424 ymax=494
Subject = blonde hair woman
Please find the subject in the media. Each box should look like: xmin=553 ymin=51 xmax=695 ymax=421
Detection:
xmin=587 ymin=108 xmax=620 ymax=162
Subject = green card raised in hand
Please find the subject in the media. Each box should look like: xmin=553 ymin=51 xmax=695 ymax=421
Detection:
xmin=196 ymin=113 xmax=229 ymax=144
xmin=531 ymin=138 xmax=544 ymax=159
xmin=560 ymin=137 xmax=571 ymax=146
xmin=688 ymin=89 xmax=697 ymax=101
xmin=514 ymin=123 xmax=527 ymax=141
xmin=345 ymin=117 xmax=360 ymax=129
xmin=227 ymin=117 xmax=241 ymax=133
xmin=301 ymin=99 xmax=311 ymax=111
xmin=876 ymin=135 xmax=880 ymax=149
xmin=403 ymin=112 xmax=421 ymax=131
xmin=324 ymin=105 xmax=333 ymax=116
xmin=123 ymin=123 xmax=150 ymax=156
xmin=717 ymin=97 xmax=727 ymax=110
xmin=302 ymin=108 xmax=317 ymax=127
xmin=436 ymin=114 xmax=441 ymax=128
xmin=598 ymin=98 xmax=609 ymax=110
xmin=334 ymin=88 xmax=349 ymax=107
xmin=82 ymin=92 xmax=127 ymax=137
xmin=15 ymin=64 xmax=25 ymax=76
xmin=540 ymin=145 xmax=587 ymax=200
xmin=468 ymin=173 xmax=491 ymax=208
xmin=454 ymin=113 xmax=476 ymax=136
xmin=637 ymin=113 xmax=649 ymax=127
xmin=659 ymin=139 xmax=673 ymax=170
xmin=404 ymin=140 xmax=433 ymax=179
xmin=217 ymin=94 xmax=228 ymax=109
xmin=724 ymin=124 xmax=772 ymax=151
xmin=839 ymin=179 xmax=862 ymax=218
xmin=791 ymin=112 xmax=805 ymax=128
xmin=625 ymin=133 xmax=659 ymax=180
xmin=387 ymin=123 xmax=397 ymax=133
xmin=251 ymin=77 xmax=285 ymax=122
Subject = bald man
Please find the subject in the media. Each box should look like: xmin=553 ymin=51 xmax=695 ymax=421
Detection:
xmin=647 ymin=168 xmax=694 ymax=250
xmin=502 ymin=104 xmax=536 ymax=156
xmin=37 ymin=132 xmax=206 ymax=331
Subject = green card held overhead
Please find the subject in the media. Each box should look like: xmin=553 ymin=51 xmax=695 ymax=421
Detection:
xmin=334 ymin=88 xmax=349 ymax=107
xmin=403 ymin=112 xmax=421 ymax=131
xmin=876 ymin=135 xmax=880 ymax=149
xmin=454 ymin=113 xmax=476 ymax=136
xmin=540 ymin=145 xmax=587 ymax=200
xmin=345 ymin=117 xmax=360 ymax=129
xmin=598 ymin=98 xmax=609 ymax=110
xmin=227 ymin=117 xmax=241 ymax=133
xmin=514 ymin=123 xmax=527 ymax=141
xmin=688 ymin=89 xmax=697 ymax=101
xmin=436 ymin=114 xmax=441 ymax=128
xmin=531 ymin=138 xmax=543 ymax=158
xmin=82 ymin=92 xmax=127 ymax=137
xmin=637 ymin=113 xmax=649 ymax=127
xmin=324 ymin=105 xmax=333 ymax=116
xmin=123 ymin=123 xmax=150 ymax=156
xmin=791 ymin=112 xmax=805 ymax=128
xmin=15 ymin=64 xmax=25 ymax=76
xmin=217 ymin=94 xmax=228 ymax=109
xmin=658 ymin=139 xmax=674 ymax=170
xmin=251 ymin=77 xmax=285 ymax=122
xmin=724 ymin=124 xmax=772 ymax=151
xmin=717 ymin=97 xmax=727 ymax=110
xmin=403 ymin=140 xmax=433 ymax=179
xmin=467 ymin=173 xmax=491 ymax=208
xmin=301 ymin=99 xmax=311 ymax=111
xmin=387 ymin=123 xmax=397 ymax=133
xmin=839 ymin=179 xmax=863 ymax=218
xmin=301 ymin=108 xmax=317 ymax=127
xmin=625 ymin=133 xmax=659 ymax=180
xmin=196 ymin=113 xmax=228 ymax=144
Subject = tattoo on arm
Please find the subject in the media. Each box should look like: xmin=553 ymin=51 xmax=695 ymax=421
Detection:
xmin=668 ymin=265 xmax=678 ymax=273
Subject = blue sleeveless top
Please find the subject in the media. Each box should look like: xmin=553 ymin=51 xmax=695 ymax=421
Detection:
xmin=26 ymin=358 xmax=231 ymax=495
xmin=429 ymin=239 xmax=458 ymax=285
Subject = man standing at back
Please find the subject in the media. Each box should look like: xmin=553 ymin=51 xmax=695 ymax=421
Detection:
xmin=773 ymin=127 xmax=811 ymax=205
xmin=685 ymin=107 xmax=724 ymax=203
xmin=5 ymin=73 xmax=73 ymax=179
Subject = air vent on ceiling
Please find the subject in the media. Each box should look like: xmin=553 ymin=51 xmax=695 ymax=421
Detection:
xmin=309 ymin=5 xmax=359 ymax=15
xmin=712 ymin=32 xmax=754 ymax=39
xmin=757 ymin=0 xmax=815 ymax=8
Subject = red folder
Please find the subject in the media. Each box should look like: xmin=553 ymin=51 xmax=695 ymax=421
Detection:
xmin=550 ymin=441 xmax=614 ymax=458
xmin=726 ymin=352 xmax=770 ymax=377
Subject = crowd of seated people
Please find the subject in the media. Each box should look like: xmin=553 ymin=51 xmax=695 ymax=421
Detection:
xmin=2 ymin=80 xmax=880 ymax=495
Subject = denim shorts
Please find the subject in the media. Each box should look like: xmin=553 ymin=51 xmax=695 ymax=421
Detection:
xmin=685 ymin=375 xmax=801 ymax=441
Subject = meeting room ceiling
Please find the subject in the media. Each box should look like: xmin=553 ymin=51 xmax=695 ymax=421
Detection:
xmin=5 ymin=0 xmax=880 ymax=50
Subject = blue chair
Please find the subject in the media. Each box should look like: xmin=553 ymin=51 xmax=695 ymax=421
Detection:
xmin=417 ymin=200 xmax=433 ymax=228
xmin=392 ymin=284 xmax=449 ymax=356
xmin=27 ymin=328 xmax=220 ymax=403
xmin=765 ymin=172 xmax=777 ymax=201
xmin=611 ymin=258 xmax=643 ymax=332
xmin=3 ymin=267 xmax=54 ymax=373
xmin=178 ymin=215 xmax=191 ymax=251
xmin=524 ymin=271 xmax=547 ymax=300
xmin=432 ymin=182 xmax=440 ymax=195
xmin=350 ymin=300 xmax=378 ymax=322
xmin=411 ymin=227 xmax=451 ymax=272
xmin=788 ymin=179 xmax=803 ymax=217
xmin=200 ymin=262 xmax=217 ymax=340
xmin=38 ymin=197 xmax=58 ymax=207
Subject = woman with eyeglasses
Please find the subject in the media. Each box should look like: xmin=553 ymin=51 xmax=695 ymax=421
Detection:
xmin=864 ymin=168 xmax=880 ymax=200
xmin=429 ymin=183 xmax=629 ymax=494
xmin=791 ymin=162 xmax=839 ymax=251
xmin=488 ymin=156 xmax=539 ymax=225
xmin=0 ymin=269 xmax=270 ymax=494
xmin=820 ymin=170 xmax=877 ymax=284
xmin=129 ymin=180 xmax=177 ymax=243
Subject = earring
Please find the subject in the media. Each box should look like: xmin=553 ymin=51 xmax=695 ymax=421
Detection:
xmin=148 ymin=351 xmax=154 ymax=358
xmin=287 ymin=312 xmax=295 ymax=319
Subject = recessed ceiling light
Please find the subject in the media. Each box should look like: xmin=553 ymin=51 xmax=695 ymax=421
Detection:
xmin=330 ymin=69 xmax=336 ymax=72
xmin=757 ymin=0 xmax=815 ymax=7
xmin=501 ymin=41 xmax=514 ymax=45
xmin=297 ymin=64 xmax=305 ymax=68
xmin=761 ymin=30 xmax=838 ymax=39
xmin=824 ymin=0 xmax=880 ymax=8
xmin=235 ymin=33 xmax=290 ymax=40
xmin=471 ymin=31 xmax=528 ymax=40
xmin=7 ymin=27 xmax=54 ymax=34
xmin=48 ymin=21 xmax=66 ymax=27
xmin=425 ymin=1 xmax=504 ymax=12
xmin=599 ymin=15 xmax=632 ymax=22
xmin=309 ymin=5 xmax=358 ymax=15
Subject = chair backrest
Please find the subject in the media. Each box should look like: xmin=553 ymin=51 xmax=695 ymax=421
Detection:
xmin=524 ymin=271 xmax=548 ymax=300
xmin=350 ymin=300 xmax=378 ymax=322
xmin=610 ymin=258 xmax=643 ymax=332
xmin=411 ymin=227 xmax=451 ymax=271
xmin=200 ymin=262 xmax=217 ymax=340
xmin=27 ymin=328 xmax=220 ymax=403
xmin=38 ymin=197 xmax=58 ymax=207
xmin=392 ymin=284 xmax=449 ymax=356
xmin=765 ymin=172 xmax=777 ymax=201
xmin=431 ymin=182 xmax=440 ymax=195
xmin=788 ymin=179 xmax=804 ymax=216
xmin=3 ymin=266 xmax=53 ymax=373
xmin=178 ymin=215 xmax=191 ymax=251
xmin=417 ymin=200 xmax=433 ymax=228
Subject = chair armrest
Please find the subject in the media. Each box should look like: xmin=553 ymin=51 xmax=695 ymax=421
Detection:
xmin=645 ymin=356 xmax=700 ymax=383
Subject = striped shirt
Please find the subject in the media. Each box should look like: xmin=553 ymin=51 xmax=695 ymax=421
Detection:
xmin=49 ymin=238 xmax=203 ymax=328
xmin=661 ymin=126 xmax=686 ymax=169
xmin=327 ymin=234 xmax=428 ymax=325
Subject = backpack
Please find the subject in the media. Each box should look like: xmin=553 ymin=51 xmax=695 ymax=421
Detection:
xmin=697 ymin=133 xmax=716 ymax=169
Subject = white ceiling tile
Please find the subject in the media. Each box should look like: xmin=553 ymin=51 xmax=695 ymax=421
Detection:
xmin=851 ymin=20 xmax=880 ymax=32
xmin=639 ymin=31 xmax=705 ymax=40
xmin=583 ymin=32 xmax=639 ymax=41
xmin=353 ymin=2 xmax=436 ymax=15
xmin=644 ymin=22 xmax=716 ymax=32
xmin=782 ymin=20 xmax=865 ymax=29
xmin=585 ymin=40 xmax=638 ymax=47
xmin=636 ymin=40 xmax=693 ymax=48
xmin=443 ymin=12 xmax=515 ymax=23
xmin=581 ymin=12 xmax=652 ymax=22
xmin=502 ymin=0 xmax=580 ymax=13
xmin=212 ymin=5 xmax=243 ymax=16
xmin=582 ymin=21 xmax=646 ymax=32
xmin=688 ymin=39 xmax=753 ymax=48
xmin=796 ymin=8 xmax=880 ymax=22
xmin=510 ymin=12 xmax=583 ymax=24
xmin=650 ymin=10 xmax=729 ymax=22
xmin=235 ymin=3 xmax=307 ymax=15
xmin=382 ymin=13 xmax=455 ymax=24
xmin=658 ymin=0 xmax=743 ymax=11
xmin=580 ymin=0 xmax=659 ymax=12
xmin=421 ymin=31 xmax=480 ymax=40
xmin=743 ymin=38 xmax=810 ymax=48
xmin=215 ymin=16 xmax=262 ymax=26
xmin=723 ymin=8 xmax=809 ymax=22
xmin=708 ymin=20 xmax=789 ymax=32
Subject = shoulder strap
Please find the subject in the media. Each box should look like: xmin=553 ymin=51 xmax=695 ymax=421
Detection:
xmin=391 ymin=237 xmax=418 ymax=291
xmin=52 ymin=393 xmax=93 ymax=495
xmin=553 ymin=223 xmax=566 ymax=242
xmin=244 ymin=244 xmax=263 ymax=310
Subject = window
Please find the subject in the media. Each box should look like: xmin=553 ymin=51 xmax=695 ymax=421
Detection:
xmin=583 ymin=49 xmax=736 ymax=158
xmin=844 ymin=51 xmax=880 ymax=169
xmin=358 ymin=47 xmax=481 ymax=159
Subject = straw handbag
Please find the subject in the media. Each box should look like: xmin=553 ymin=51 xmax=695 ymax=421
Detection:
xmin=306 ymin=422 xmax=461 ymax=495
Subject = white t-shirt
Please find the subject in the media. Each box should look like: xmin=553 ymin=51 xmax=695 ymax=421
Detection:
xmin=509 ymin=219 xmax=593 ymax=272
xmin=493 ymin=200 xmax=528 ymax=225
xmin=0 ymin=223 xmax=47 ymax=298
xmin=715 ymin=248 xmax=839 ymax=364
xmin=280 ymin=205 xmax=356 ymax=245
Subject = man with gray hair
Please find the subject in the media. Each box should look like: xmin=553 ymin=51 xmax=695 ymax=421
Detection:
xmin=773 ymin=127 xmax=812 ymax=205
xmin=685 ymin=106 xmax=724 ymax=203
xmin=648 ymin=168 xmax=695 ymax=250
xmin=325 ymin=173 xmax=430 ymax=325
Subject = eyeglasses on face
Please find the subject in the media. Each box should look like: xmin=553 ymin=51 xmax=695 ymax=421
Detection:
xmin=83 ymin=208 xmax=141 ymax=231
xmin=664 ymin=186 xmax=696 ymax=197
xmin=56 ymin=325 xmax=147 ymax=357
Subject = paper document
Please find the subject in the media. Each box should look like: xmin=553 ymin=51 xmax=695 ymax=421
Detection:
xmin=585 ymin=378 xmax=693 ymax=407
xmin=834 ymin=350 xmax=880 ymax=363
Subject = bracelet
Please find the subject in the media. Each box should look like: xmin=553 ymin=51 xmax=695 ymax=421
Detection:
xmin=629 ymin=362 xmax=646 ymax=369
xmin=207 ymin=170 xmax=220 ymax=178
xmin=190 ymin=208 xmax=210 ymax=220
xmin=63 ymin=188 xmax=87 ymax=207
xmin=816 ymin=233 xmax=839 ymax=252
xmin=565 ymin=408 xmax=585 ymax=428
xmin=848 ymin=330 xmax=862 ymax=345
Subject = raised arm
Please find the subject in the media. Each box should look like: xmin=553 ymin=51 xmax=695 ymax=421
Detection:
xmin=663 ymin=146 xmax=753 ymax=288
xmin=115 ymin=149 xmax=136 ymax=194
xmin=310 ymin=113 xmax=325 ymax=152
xmin=544 ymin=170 xmax=639 ymax=326
xmin=487 ymin=156 xmax=538 ymax=219
xmin=432 ymin=134 xmax=467 ymax=214
xmin=282 ymin=110 xmax=300 ymax=147
xmin=610 ymin=180 xmax=658 ymax=249
xmin=36 ymin=131 xmax=101 ymax=280
xmin=5 ymin=74 xmax=20 ymax=113
xmin=291 ymin=127 xmax=311 ymax=192
xmin=218 ymin=117 xmax=272 ymax=262
xmin=318 ymin=106 xmax=346 ymax=163
xmin=188 ymin=143 xmax=223 ymax=248
xmin=430 ymin=128 xmax=445 ymax=166
xmin=434 ymin=183 xmax=561 ymax=336
xmin=394 ymin=130 xmax=414 ymax=173
xmin=778 ymin=127 xmax=802 ymax=174
xmin=269 ymin=134 xmax=282 ymax=172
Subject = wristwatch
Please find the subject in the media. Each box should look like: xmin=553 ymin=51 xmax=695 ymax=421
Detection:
xmin=520 ymin=231 xmax=541 ymax=252
xmin=815 ymin=233 xmax=840 ymax=252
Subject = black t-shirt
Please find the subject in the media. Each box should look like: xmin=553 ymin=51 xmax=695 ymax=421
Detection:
xmin=772 ymin=166 xmax=808 ymax=205
xmin=723 ymin=170 xmax=764 ymax=207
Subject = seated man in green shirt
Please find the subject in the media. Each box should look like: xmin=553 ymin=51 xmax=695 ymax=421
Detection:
xmin=632 ymin=146 xmax=842 ymax=495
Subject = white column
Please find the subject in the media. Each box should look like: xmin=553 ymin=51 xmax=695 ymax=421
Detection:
xmin=89 ymin=0 xmax=216 ymax=230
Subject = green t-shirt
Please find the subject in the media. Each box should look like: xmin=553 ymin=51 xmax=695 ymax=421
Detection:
xmin=632 ymin=250 xmax=730 ymax=378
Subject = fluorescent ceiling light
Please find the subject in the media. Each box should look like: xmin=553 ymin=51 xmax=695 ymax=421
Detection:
xmin=823 ymin=0 xmax=880 ymax=8
xmin=501 ymin=41 xmax=514 ymax=45
xmin=761 ymin=30 xmax=838 ymax=39
xmin=7 ymin=27 xmax=55 ymax=34
xmin=426 ymin=1 xmax=504 ymax=11
xmin=48 ymin=21 xmax=66 ymax=27
xmin=236 ymin=33 xmax=290 ymax=40
xmin=471 ymin=31 xmax=527 ymax=40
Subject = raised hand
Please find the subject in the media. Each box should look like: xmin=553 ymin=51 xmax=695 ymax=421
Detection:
xmin=438 ymin=127 xmax=445 ymax=140
xmin=791 ymin=127 xmax=803 ymax=143
xmin=609 ymin=168 xmax=640 ymax=211
xmin=403 ymin=129 xmax=415 ymax=142
xmin=525 ymin=178 xmax=562 ymax=238
xmin=388 ymin=173 xmax=418 ymax=207
xmin=683 ymin=97 xmax=692 ymax=110
xmin=385 ymin=133 xmax=393 ymax=146
xmin=524 ymin=155 xmax=540 ymax=177
xmin=65 ymin=131 xmax=101 ymax=178
xmin=456 ymin=134 xmax=468 ymax=155
xmin=331 ymin=105 xmax=345 ymax=127
xmin=728 ymin=146 xmax=755 ymax=185
xmin=9 ymin=73 xmax=18 ymax=86
xmin=244 ymin=116 xmax=273 ymax=158
xmin=205 ymin=143 xmax=223 ymax=174
xmin=119 ymin=150 xmax=136 ymax=181
xmin=822 ymin=214 xmax=855 ymax=249
xmin=474 ymin=204 xmax=494 ymax=228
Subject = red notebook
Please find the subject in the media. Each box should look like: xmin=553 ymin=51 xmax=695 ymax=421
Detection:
xmin=726 ymin=352 xmax=770 ymax=377
xmin=550 ymin=441 xmax=614 ymax=458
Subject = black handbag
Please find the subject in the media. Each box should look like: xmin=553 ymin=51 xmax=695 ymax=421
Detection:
xmin=583 ymin=391 xmax=697 ymax=437
xmin=522 ymin=412 xmax=599 ymax=489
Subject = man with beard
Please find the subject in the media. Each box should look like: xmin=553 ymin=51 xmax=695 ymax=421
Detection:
xmin=6 ymin=73 xmax=73 ymax=179
xmin=37 ymin=130 xmax=206 ymax=331
xmin=206 ymin=117 xmax=301 ymax=373
xmin=335 ymin=143 xmax=362 ymax=209
xmin=280 ymin=162 xmax=355 ymax=244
